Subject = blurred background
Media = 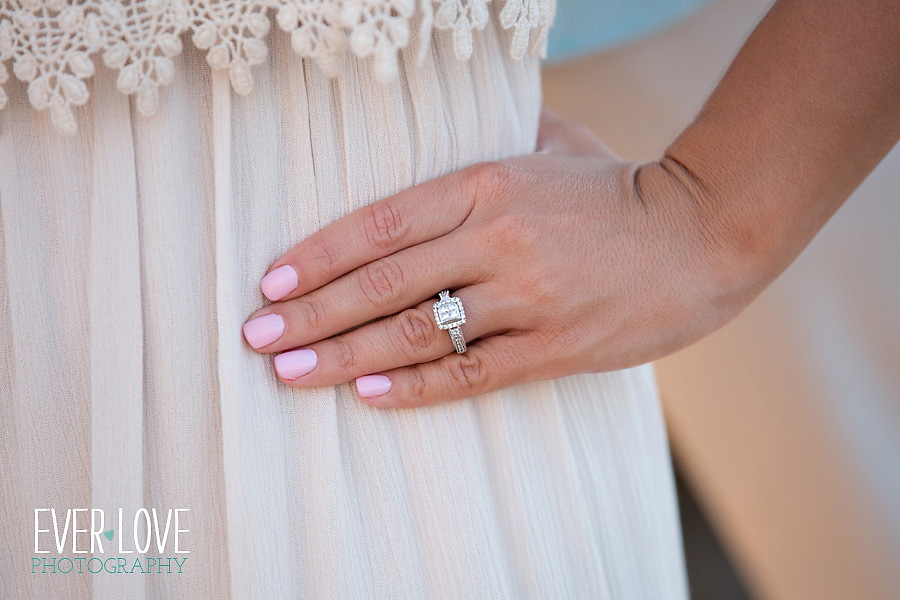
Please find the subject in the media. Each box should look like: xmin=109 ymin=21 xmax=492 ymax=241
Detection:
xmin=541 ymin=0 xmax=900 ymax=598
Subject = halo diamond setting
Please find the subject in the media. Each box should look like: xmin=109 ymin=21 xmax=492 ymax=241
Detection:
xmin=433 ymin=290 xmax=467 ymax=353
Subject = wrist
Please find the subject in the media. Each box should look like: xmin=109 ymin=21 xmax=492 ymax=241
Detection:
xmin=632 ymin=151 xmax=778 ymax=325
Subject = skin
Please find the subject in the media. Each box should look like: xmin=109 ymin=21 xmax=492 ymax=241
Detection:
xmin=242 ymin=0 xmax=900 ymax=408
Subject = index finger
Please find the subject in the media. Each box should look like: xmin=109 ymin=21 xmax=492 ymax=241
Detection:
xmin=257 ymin=161 xmax=503 ymax=302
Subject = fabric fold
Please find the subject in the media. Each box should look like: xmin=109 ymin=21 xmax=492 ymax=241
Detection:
xmin=89 ymin=60 xmax=147 ymax=600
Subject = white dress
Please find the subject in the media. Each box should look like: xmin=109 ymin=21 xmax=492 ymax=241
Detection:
xmin=0 ymin=1 xmax=688 ymax=598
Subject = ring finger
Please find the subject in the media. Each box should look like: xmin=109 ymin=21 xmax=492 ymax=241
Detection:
xmin=270 ymin=285 xmax=517 ymax=388
xmin=242 ymin=231 xmax=487 ymax=353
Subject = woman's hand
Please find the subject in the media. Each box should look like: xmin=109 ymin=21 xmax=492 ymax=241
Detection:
xmin=240 ymin=106 xmax=760 ymax=408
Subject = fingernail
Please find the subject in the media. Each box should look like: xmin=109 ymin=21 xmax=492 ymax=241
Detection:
xmin=260 ymin=265 xmax=298 ymax=301
xmin=274 ymin=348 xmax=317 ymax=379
xmin=242 ymin=313 xmax=285 ymax=349
xmin=355 ymin=374 xmax=392 ymax=398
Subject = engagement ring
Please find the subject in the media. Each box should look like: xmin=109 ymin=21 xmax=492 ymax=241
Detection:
xmin=433 ymin=290 xmax=467 ymax=354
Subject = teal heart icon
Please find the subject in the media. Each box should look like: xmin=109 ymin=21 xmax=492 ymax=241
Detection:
xmin=103 ymin=529 xmax=114 ymax=541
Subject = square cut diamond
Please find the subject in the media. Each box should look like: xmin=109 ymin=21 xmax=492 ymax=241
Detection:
xmin=438 ymin=303 xmax=460 ymax=322
xmin=434 ymin=296 xmax=465 ymax=329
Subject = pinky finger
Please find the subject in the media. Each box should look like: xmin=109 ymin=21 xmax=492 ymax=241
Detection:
xmin=354 ymin=333 xmax=531 ymax=409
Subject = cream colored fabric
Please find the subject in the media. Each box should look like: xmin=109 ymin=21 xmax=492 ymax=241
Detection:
xmin=0 ymin=3 xmax=688 ymax=598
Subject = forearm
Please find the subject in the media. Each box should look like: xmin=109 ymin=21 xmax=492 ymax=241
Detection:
xmin=648 ymin=0 xmax=900 ymax=301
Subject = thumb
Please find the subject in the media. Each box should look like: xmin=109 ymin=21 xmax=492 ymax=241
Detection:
xmin=535 ymin=105 xmax=620 ymax=160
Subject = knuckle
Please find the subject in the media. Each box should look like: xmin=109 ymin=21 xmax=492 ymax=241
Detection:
xmin=406 ymin=366 xmax=427 ymax=404
xmin=357 ymin=258 xmax=405 ymax=306
xmin=447 ymin=352 xmax=486 ymax=393
xmin=538 ymin=323 xmax=579 ymax=354
xmin=396 ymin=308 xmax=436 ymax=356
xmin=464 ymin=161 xmax=519 ymax=201
xmin=363 ymin=201 xmax=405 ymax=251
xmin=332 ymin=337 xmax=357 ymax=371
xmin=294 ymin=296 xmax=326 ymax=331
xmin=485 ymin=213 xmax=537 ymax=254
xmin=468 ymin=160 xmax=516 ymax=195
xmin=517 ymin=261 xmax=558 ymax=302
xmin=307 ymin=238 xmax=337 ymax=276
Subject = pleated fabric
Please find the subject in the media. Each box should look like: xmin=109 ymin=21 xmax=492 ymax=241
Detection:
xmin=0 ymin=3 xmax=689 ymax=598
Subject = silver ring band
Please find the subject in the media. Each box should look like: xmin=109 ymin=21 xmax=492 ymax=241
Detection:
xmin=449 ymin=326 xmax=467 ymax=354
xmin=432 ymin=290 xmax=467 ymax=354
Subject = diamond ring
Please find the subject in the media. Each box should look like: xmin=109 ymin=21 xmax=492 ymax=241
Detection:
xmin=432 ymin=290 xmax=467 ymax=354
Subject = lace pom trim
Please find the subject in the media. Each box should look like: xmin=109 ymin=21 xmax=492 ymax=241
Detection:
xmin=0 ymin=0 xmax=555 ymax=136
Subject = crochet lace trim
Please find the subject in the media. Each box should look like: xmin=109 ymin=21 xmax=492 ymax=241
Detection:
xmin=0 ymin=0 xmax=555 ymax=136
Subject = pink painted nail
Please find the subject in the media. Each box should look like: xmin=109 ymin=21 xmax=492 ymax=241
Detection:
xmin=242 ymin=313 xmax=285 ymax=349
xmin=260 ymin=265 xmax=298 ymax=301
xmin=274 ymin=348 xmax=317 ymax=380
xmin=356 ymin=374 xmax=392 ymax=398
